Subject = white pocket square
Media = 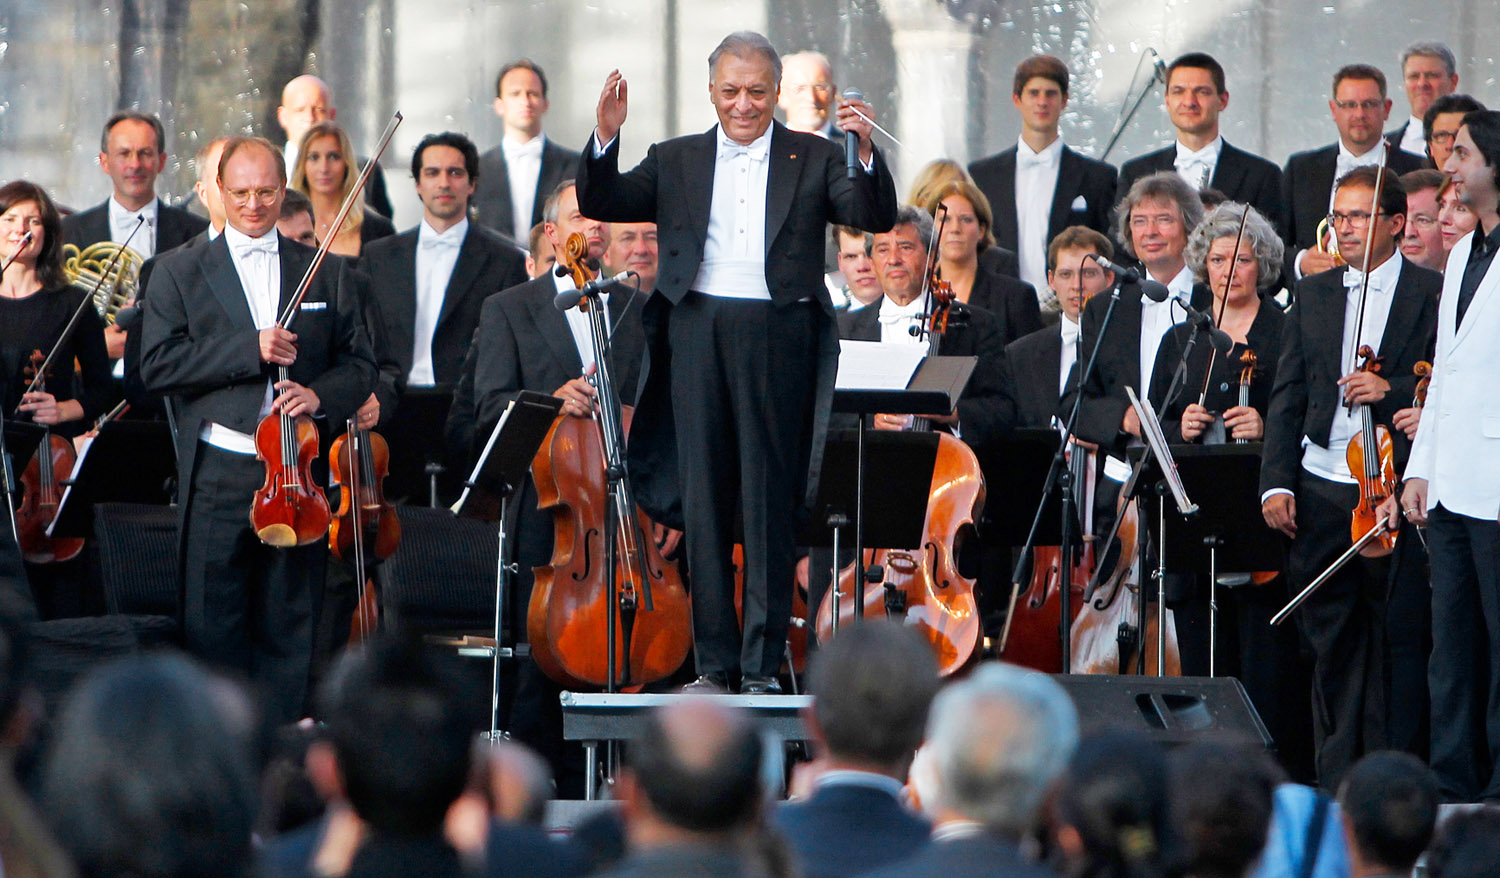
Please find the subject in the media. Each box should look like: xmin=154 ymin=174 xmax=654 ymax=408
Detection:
xmin=1070 ymin=195 xmax=1088 ymax=211
xmin=299 ymin=301 xmax=328 ymax=311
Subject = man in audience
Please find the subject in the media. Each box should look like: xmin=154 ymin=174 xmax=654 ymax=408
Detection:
xmin=602 ymin=700 xmax=764 ymax=878
xmin=1170 ymin=742 xmax=1278 ymax=878
xmin=603 ymin=221 xmax=659 ymax=293
xmin=276 ymin=74 xmax=394 ymax=219
xmin=0 ymin=593 xmax=72 ymax=878
xmin=1387 ymin=42 xmax=1459 ymax=160
xmin=865 ymin=663 xmax=1075 ymax=878
xmin=779 ymin=51 xmax=842 ymax=140
xmin=1423 ymin=94 xmax=1487 ymax=170
xmin=1336 ymin=751 xmax=1439 ymax=878
xmin=473 ymin=60 xmax=580 ymax=242
xmin=775 ymin=621 xmax=939 ymax=878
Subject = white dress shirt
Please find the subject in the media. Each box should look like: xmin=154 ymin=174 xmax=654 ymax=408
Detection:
xmin=1332 ymin=140 xmax=1388 ymax=208
xmin=1174 ymin=135 xmax=1223 ymax=190
xmin=503 ymin=133 xmax=546 ymax=239
xmin=1014 ymin=137 xmax=1063 ymax=297
xmin=877 ymin=296 xmax=929 ymax=345
xmin=201 ymin=225 xmax=281 ymax=454
xmin=1398 ymin=114 xmax=1427 ymax=157
xmin=408 ymin=217 xmax=467 ymax=386
xmin=553 ymin=267 xmax=609 ymax=373
xmin=1058 ymin=314 xmax=1081 ymax=396
xmin=690 ymin=127 xmax=774 ymax=299
xmin=1138 ymin=264 xmax=1196 ymax=395
xmin=108 ymin=195 xmax=158 ymax=259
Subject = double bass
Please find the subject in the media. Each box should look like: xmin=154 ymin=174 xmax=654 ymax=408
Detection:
xmin=814 ymin=210 xmax=983 ymax=676
xmin=527 ymin=233 xmax=692 ymax=690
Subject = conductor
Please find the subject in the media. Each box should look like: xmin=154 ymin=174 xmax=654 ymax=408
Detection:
xmin=576 ymin=31 xmax=898 ymax=693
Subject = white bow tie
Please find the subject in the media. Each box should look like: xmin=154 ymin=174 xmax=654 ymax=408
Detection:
xmin=1343 ymin=268 xmax=1383 ymax=290
xmin=1059 ymin=318 xmax=1081 ymax=345
xmin=878 ymin=299 xmax=926 ymax=324
xmin=1018 ymin=149 xmax=1053 ymax=169
xmin=232 ymin=235 xmax=277 ymax=258
xmin=718 ymin=136 xmax=769 ymax=163
xmin=420 ymin=230 xmax=463 ymax=250
xmin=505 ymin=138 xmax=544 ymax=160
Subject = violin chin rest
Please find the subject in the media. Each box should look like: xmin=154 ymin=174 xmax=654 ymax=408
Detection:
xmin=256 ymin=523 xmax=299 ymax=548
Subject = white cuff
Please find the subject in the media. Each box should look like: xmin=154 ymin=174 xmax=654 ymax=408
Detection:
xmin=1260 ymin=487 xmax=1294 ymax=504
xmin=591 ymin=130 xmax=616 ymax=158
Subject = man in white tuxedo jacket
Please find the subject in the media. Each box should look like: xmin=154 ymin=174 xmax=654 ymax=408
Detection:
xmin=1393 ymin=110 xmax=1500 ymax=802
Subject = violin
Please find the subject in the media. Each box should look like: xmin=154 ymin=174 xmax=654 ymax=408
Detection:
xmin=814 ymin=206 xmax=984 ymax=676
xmin=1233 ymin=350 xmax=1257 ymax=446
xmin=329 ymin=417 xmax=399 ymax=643
xmin=16 ymin=350 xmax=83 ymax=564
xmin=527 ymin=233 xmax=692 ymax=690
xmin=1346 ymin=344 xmax=1398 ymax=557
xmin=1413 ymin=360 xmax=1432 ymax=409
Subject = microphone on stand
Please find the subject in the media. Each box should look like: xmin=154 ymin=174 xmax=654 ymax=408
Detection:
xmin=553 ymin=267 xmax=634 ymax=311
xmin=1085 ymin=253 xmax=1233 ymax=353
xmin=842 ymin=88 xmax=864 ymax=179
xmin=1151 ymin=49 xmax=1169 ymax=85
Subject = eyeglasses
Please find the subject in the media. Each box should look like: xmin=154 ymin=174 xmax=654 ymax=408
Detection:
xmin=1430 ymin=131 xmax=1458 ymax=146
xmin=1333 ymin=99 xmax=1386 ymax=112
xmin=1326 ymin=211 xmax=1390 ymax=229
xmin=225 ymin=187 xmax=281 ymax=206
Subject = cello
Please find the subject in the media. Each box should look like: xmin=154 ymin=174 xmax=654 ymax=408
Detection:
xmin=15 ymin=351 xmax=83 ymax=564
xmin=814 ymin=208 xmax=984 ymax=676
xmin=329 ymin=417 xmax=399 ymax=643
xmin=527 ymin=233 xmax=692 ymax=690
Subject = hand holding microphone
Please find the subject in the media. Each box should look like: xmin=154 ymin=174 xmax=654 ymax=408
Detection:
xmin=837 ymin=88 xmax=875 ymax=177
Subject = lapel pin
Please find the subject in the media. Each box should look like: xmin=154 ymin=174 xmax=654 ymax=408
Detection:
xmin=790 ymin=153 xmax=797 ymax=159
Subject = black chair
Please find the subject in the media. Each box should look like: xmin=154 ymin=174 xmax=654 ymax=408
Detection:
xmin=379 ymin=506 xmax=499 ymax=635
xmin=92 ymin=502 xmax=179 ymax=618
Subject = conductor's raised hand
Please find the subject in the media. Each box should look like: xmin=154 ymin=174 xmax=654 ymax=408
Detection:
xmin=836 ymin=95 xmax=876 ymax=165
xmin=259 ymin=327 xmax=298 ymax=366
xmin=596 ymin=70 xmax=629 ymax=146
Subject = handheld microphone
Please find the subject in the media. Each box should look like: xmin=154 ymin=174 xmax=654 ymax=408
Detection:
xmin=553 ymin=269 xmax=634 ymax=311
xmin=842 ymin=88 xmax=864 ymax=179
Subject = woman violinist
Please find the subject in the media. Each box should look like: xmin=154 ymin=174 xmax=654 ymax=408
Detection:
xmin=0 ymin=181 xmax=114 ymax=612
xmin=289 ymin=122 xmax=395 ymax=260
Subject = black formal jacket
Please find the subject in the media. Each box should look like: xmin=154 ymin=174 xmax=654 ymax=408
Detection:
xmin=360 ymin=222 xmax=527 ymax=386
xmin=60 ymin=197 xmax=209 ymax=254
xmin=139 ymin=233 xmax=378 ymax=510
xmin=125 ymin=230 xmax=213 ymax=416
xmin=969 ymin=145 xmax=1118 ymax=253
xmin=860 ymin=833 xmax=1055 ymax=878
xmin=1071 ymin=281 xmax=1214 ymax=450
xmin=576 ymin=120 xmax=899 ymax=527
xmin=1384 ymin=123 xmax=1434 ymax=167
xmin=968 ymin=268 xmax=1042 ymax=345
xmin=838 ymin=303 xmax=1016 ymax=450
xmin=980 ymin=245 xmax=1020 ymax=280
xmin=1006 ymin=322 xmax=1071 ymax=430
xmin=1119 ymin=139 xmax=1287 ymax=234
xmin=772 ymin=784 xmax=931 ymax=878
xmin=1280 ymin=143 xmax=1426 ymax=255
xmin=356 ymin=211 xmax=396 ymax=253
xmin=1147 ymin=297 xmax=1285 ymax=443
xmin=1259 ymin=260 xmax=1440 ymax=497
xmin=472 ymin=137 xmax=582 ymax=241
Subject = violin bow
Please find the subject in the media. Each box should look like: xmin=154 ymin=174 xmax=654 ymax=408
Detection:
xmin=1344 ymin=155 xmax=1388 ymax=413
xmin=916 ymin=203 xmax=949 ymax=344
xmin=1196 ymin=202 xmax=1252 ymax=406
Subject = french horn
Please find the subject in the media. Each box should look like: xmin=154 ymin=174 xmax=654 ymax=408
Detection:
xmin=62 ymin=241 xmax=143 ymax=326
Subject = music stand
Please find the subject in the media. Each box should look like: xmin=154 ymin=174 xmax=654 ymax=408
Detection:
xmin=829 ymin=353 xmax=976 ymax=626
xmin=1 ymin=421 xmax=44 ymax=547
xmin=50 ymin=420 xmax=175 ymax=538
xmin=450 ymin=390 xmax=563 ymax=743
xmin=984 ymin=428 xmax=1069 ymax=548
xmin=384 ymin=387 xmax=455 ymax=506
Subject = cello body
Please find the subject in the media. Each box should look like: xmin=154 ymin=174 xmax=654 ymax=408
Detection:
xmin=1069 ymin=498 xmax=1182 ymax=676
xmin=17 ymin=432 xmax=83 ymax=564
xmin=527 ymin=406 xmax=692 ymax=690
xmin=814 ymin=431 xmax=983 ymax=676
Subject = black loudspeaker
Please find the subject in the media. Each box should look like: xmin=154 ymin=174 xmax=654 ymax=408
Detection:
xmin=1052 ymin=675 xmax=1273 ymax=750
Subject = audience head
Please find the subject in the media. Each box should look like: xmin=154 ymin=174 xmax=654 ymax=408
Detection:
xmin=1447 ymin=110 xmax=1500 ymax=216
xmin=1331 ymin=165 xmax=1407 ymax=270
xmin=526 ymin=221 xmax=556 ymax=278
xmin=806 ymin=621 xmax=939 ymax=777
xmin=42 ymin=653 xmax=259 ymax=878
xmin=277 ymin=187 xmax=318 ymax=247
xmin=1047 ymin=225 xmax=1115 ymax=321
xmin=1012 ymin=55 xmax=1070 ymax=136
xmin=620 ymin=699 xmax=764 ymax=840
xmin=1184 ymin=201 xmax=1283 ymax=298
xmin=921 ymin=178 xmax=996 ymax=263
xmin=1165 ymin=52 xmax=1228 ymax=141
xmin=317 ymin=633 xmax=472 ymax=838
xmin=218 ymin=135 xmax=287 ymax=238
xmin=411 ymin=131 xmax=480 ymax=229
xmin=1330 ymin=64 xmax=1392 ymax=154
xmin=542 ymin=179 xmax=608 ymax=264
xmin=0 ymin=180 xmax=66 ymax=288
xmin=708 ymin=31 xmax=782 ymax=146
xmin=871 ymin=205 xmax=935 ymax=305
xmin=906 ymin=158 xmax=971 ymax=208
xmin=278 ymin=74 xmax=335 ymax=149
xmin=604 ymin=221 xmax=659 ymax=292
xmin=1115 ymin=171 xmax=1204 ymax=279
xmin=1437 ymin=174 xmax=1479 ymax=253
xmin=1424 ymin=807 xmax=1500 ymax=878
xmin=1052 ymin=730 xmax=1178 ymax=878
xmin=97 ymin=111 xmax=167 ymax=210
xmin=1424 ymin=93 xmax=1486 ymax=169
xmin=1336 ymin=751 xmax=1438 ymax=876
xmin=1169 ymin=741 xmax=1277 ymax=878
xmin=0 ymin=590 xmax=37 ymax=754
xmin=833 ymin=225 xmax=882 ymax=308
xmin=485 ymin=738 xmax=553 ymax=826
xmin=493 ymin=59 xmax=551 ymax=140
xmin=778 ymin=51 xmax=836 ymax=134
xmin=1399 ymin=41 xmax=1458 ymax=121
xmin=192 ymin=137 xmax=230 ymax=230
xmin=1400 ymin=169 xmax=1447 ymax=270
xmin=923 ymin=662 xmax=1078 ymax=838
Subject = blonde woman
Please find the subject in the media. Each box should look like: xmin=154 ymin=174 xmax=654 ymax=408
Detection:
xmin=289 ymin=121 xmax=394 ymax=258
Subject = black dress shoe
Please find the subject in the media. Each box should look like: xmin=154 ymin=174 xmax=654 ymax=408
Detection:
xmin=682 ymin=673 xmax=729 ymax=693
xmin=740 ymin=675 xmax=782 ymax=695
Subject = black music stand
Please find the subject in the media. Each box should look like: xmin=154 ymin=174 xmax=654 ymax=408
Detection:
xmin=450 ymin=390 xmax=563 ymax=743
xmin=384 ymin=387 xmax=455 ymax=506
xmin=985 ymin=428 xmax=1070 ymax=548
xmin=828 ymin=353 xmax=977 ymax=626
xmin=50 ymin=420 xmax=176 ymax=539
xmin=0 ymin=421 xmax=43 ymax=548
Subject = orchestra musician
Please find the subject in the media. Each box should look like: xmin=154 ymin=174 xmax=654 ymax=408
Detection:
xmin=276 ymin=74 xmax=394 ymax=221
xmin=289 ymin=122 xmax=396 ymax=260
xmin=472 ymin=60 xmax=581 ymax=243
xmin=1423 ymin=94 xmax=1486 ymax=171
xmin=576 ymin=30 xmax=898 ymax=694
xmin=1399 ymin=170 xmax=1448 ymax=272
xmin=1260 ymin=165 xmax=1439 ymax=790
xmin=1385 ymin=42 xmax=1459 ymax=161
xmin=1390 ymin=110 xmax=1500 ymax=802
xmin=827 ymin=225 xmax=883 ymax=312
xmin=140 ymin=136 xmax=377 ymax=724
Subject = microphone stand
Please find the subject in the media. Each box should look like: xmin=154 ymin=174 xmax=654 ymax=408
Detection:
xmin=1101 ymin=49 xmax=1164 ymax=162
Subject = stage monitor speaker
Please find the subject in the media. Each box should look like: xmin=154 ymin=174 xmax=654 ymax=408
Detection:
xmin=1053 ymin=674 xmax=1273 ymax=750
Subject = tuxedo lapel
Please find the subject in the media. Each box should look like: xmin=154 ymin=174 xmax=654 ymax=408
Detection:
xmin=530 ymin=280 xmax=584 ymax=375
xmin=840 ymin=305 xmax=880 ymax=341
xmin=389 ymin=232 xmax=419 ymax=352
xmin=682 ymin=129 xmax=718 ymax=244
xmin=1049 ymin=147 xmax=1082 ymax=238
xmin=1310 ymin=149 xmax=1337 ymax=210
xmin=765 ymin=123 xmax=804 ymax=252
xmin=994 ymin=151 xmax=1020 ymax=248
xmin=1211 ymin=143 xmax=1248 ymax=198
xmin=277 ymin=236 xmax=312 ymax=320
xmin=1377 ymin=262 xmax=1428 ymax=362
xmin=1311 ymin=274 xmax=1348 ymax=381
xmin=201 ymin=236 xmax=256 ymax=330
xmin=438 ymin=227 xmax=489 ymax=333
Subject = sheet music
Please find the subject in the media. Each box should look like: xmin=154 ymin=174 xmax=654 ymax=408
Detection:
xmin=46 ymin=436 xmax=93 ymax=538
xmin=834 ymin=340 xmax=926 ymax=391
xmin=1126 ymin=385 xmax=1197 ymax=516
xmin=450 ymin=398 xmax=520 ymax=516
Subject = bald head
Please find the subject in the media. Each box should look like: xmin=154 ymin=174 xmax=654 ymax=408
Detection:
xmin=625 ymin=699 xmax=763 ymax=834
xmin=278 ymin=75 xmax=335 ymax=148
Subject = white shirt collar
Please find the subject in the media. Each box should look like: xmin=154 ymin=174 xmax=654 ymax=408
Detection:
xmin=1017 ymin=136 xmax=1064 ymax=167
xmin=1344 ymin=250 xmax=1404 ymax=290
xmin=109 ymin=194 xmax=158 ymax=222
xmin=1175 ymin=135 xmax=1223 ymax=164
xmin=1338 ymin=138 xmax=1387 ymax=164
xmin=717 ymin=125 xmax=772 ymax=161
xmin=418 ymin=216 xmax=468 ymax=248
xmin=878 ymin=294 xmax=927 ymax=323
xmin=1145 ymin=263 xmax=1194 ymax=300
xmin=1059 ymin=313 xmax=1081 ymax=343
xmin=932 ymin=820 xmax=988 ymax=843
xmin=814 ymin=770 xmax=905 ymax=798
xmin=222 ymin=223 xmax=279 ymax=256
xmin=551 ymin=262 xmax=604 ymax=294
xmin=503 ymin=132 xmax=546 ymax=157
